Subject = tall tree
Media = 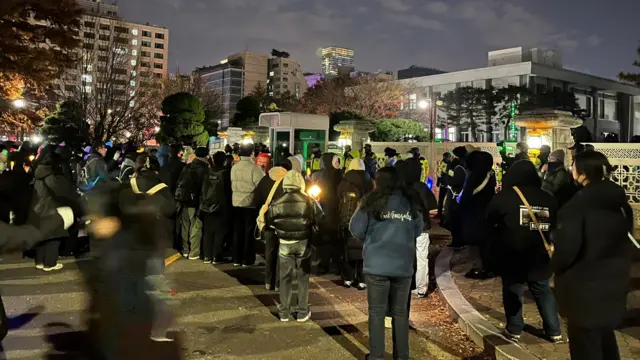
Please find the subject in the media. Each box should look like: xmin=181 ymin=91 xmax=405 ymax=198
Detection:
xmin=231 ymin=96 xmax=261 ymax=128
xmin=158 ymin=92 xmax=207 ymax=146
xmin=619 ymin=45 xmax=640 ymax=86
xmin=370 ymin=118 xmax=429 ymax=142
xmin=494 ymin=85 xmax=531 ymax=140
xmin=58 ymin=17 xmax=164 ymax=143
xmin=249 ymin=82 xmax=271 ymax=111
xmin=40 ymin=99 xmax=88 ymax=148
xmin=0 ymin=0 xmax=82 ymax=89
xmin=437 ymin=88 xmax=465 ymax=141
xmin=165 ymin=74 xmax=223 ymax=136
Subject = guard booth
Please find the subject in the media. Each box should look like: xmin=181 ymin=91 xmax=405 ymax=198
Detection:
xmin=259 ymin=112 xmax=330 ymax=169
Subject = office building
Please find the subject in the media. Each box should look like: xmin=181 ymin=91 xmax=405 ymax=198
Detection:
xmin=387 ymin=47 xmax=640 ymax=141
xmin=197 ymin=61 xmax=244 ymax=129
xmin=267 ymin=57 xmax=308 ymax=99
xmin=321 ymin=46 xmax=355 ymax=76
xmin=225 ymin=51 xmax=269 ymax=96
xmin=397 ymin=65 xmax=447 ymax=80
xmin=76 ymin=0 xmax=119 ymax=17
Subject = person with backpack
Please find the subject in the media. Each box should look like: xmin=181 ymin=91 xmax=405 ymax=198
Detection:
xmin=230 ymin=144 xmax=265 ymax=267
xmin=175 ymin=147 xmax=209 ymax=260
xmin=255 ymin=160 xmax=292 ymax=290
xmin=265 ymin=170 xmax=324 ymax=322
xmin=349 ymin=167 xmax=423 ymax=360
xmin=337 ymin=159 xmax=373 ymax=289
xmin=79 ymin=143 xmax=109 ymax=191
xmin=117 ymin=153 xmax=137 ymax=184
xmin=30 ymin=145 xmax=83 ymax=271
xmin=199 ymin=151 xmax=232 ymax=264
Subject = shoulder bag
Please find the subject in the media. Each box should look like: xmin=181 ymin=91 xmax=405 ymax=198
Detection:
xmin=513 ymin=186 xmax=554 ymax=258
xmin=255 ymin=179 xmax=283 ymax=239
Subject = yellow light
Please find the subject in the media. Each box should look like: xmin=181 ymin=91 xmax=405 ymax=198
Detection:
xmin=28 ymin=155 xmax=35 ymax=162
xmin=527 ymin=136 xmax=542 ymax=149
xmin=308 ymin=185 xmax=321 ymax=199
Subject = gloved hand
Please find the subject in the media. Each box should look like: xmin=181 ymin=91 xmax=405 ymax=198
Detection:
xmin=56 ymin=207 xmax=75 ymax=230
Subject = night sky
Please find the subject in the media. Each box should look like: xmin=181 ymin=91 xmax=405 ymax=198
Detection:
xmin=120 ymin=0 xmax=640 ymax=79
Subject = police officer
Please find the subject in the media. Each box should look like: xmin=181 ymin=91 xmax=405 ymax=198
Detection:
xmin=310 ymin=143 xmax=323 ymax=174
xmin=342 ymin=145 xmax=353 ymax=171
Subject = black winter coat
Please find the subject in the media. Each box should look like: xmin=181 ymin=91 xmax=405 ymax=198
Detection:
xmin=159 ymin=156 xmax=185 ymax=196
xmin=31 ymin=164 xmax=82 ymax=239
xmin=132 ymin=170 xmax=176 ymax=219
xmin=552 ymin=180 xmax=634 ymax=329
xmin=311 ymin=153 xmax=343 ymax=232
xmin=265 ymin=190 xmax=323 ymax=241
xmin=541 ymin=163 xmax=577 ymax=208
xmin=175 ymin=158 xmax=208 ymax=207
xmin=337 ymin=170 xmax=373 ymax=199
xmin=254 ymin=171 xmax=286 ymax=209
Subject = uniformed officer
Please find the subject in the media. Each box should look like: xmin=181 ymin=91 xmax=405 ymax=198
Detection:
xmin=310 ymin=143 xmax=323 ymax=174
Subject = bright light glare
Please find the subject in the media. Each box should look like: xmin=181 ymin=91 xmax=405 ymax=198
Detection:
xmin=308 ymin=185 xmax=321 ymax=199
xmin=418 ymin=100 xmax=429 ymax=109
xmin=241 ymin=138 xmax=254 ymax=145
xmin=154 ymin=126 xmax=160 ymax=132
xmin=12 ymin=99 xmax=26 ymax=108
xmin=436 ymin=100 xmax=444 ymax=106
xmin=31 ymin=135 xmax=42 ymax=143
xmin=527 ymin=136 xmax=542 ymax=149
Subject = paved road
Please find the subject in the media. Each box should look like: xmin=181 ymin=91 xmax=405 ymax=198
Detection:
xmin=0 ymin=250 xmax=479 ymax=360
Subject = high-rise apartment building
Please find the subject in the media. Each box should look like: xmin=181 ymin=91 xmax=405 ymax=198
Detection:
xmin=267 ymin=56 xmax=308 ymax=99
xmin=56 ymin=2 xmax=169 ymax=114
xmin=197 ymin=60 xmax=245 ymax=129
xmin=321 ymin=46 xmax=354 ymax=76
xmin=225 ymin=51 xmax=268 ymax=96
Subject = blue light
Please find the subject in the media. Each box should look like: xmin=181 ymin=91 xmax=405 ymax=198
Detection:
xmin=105 ymin=141 xmax=113 ymax=148
xmin=426 ymin=177 xmax=433 ymax=190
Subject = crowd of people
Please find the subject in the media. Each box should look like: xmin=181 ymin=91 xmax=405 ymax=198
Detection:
xmin=0 ymin=137 xmax=635 ymax=360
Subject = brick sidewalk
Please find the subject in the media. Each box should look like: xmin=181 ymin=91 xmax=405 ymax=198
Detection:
xmin=450 ymin=249 xmax=640 ymax=360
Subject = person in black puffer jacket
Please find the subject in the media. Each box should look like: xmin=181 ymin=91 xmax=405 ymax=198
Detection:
xmin=541 ymin=150 xmax=578 ymax=209
xmin=30 ymin=145 xmax=83 ymax=271
xmin=337 ymin=159 xmax=373 ymax=289
xmin=254 ymin=159 xmax=291 ymax=291
xmin=266 ymin=170 xmax=323 ymax=322
xmin=175 ymin=147 xmax=209 ymax=259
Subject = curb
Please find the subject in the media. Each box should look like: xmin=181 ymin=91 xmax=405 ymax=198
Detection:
xmin=164 ymin=252 xmax=182 ymax=266
xmin=434 ymin=247 xmax=540 ymax=360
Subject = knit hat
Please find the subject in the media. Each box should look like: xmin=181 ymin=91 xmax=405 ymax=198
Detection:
xmin=283 ymin=170 xmax=306 ymax=191
xmin=348 ymin=158 xmax=365 ymax=171
xmin=195 ymin=147 xmax=208 ymax=158
xmin=549 ymin=149 xmax=565 ymax=163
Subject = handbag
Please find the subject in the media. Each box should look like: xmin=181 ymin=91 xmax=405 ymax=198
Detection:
xmin=513 ymin=186 xmax=554 ymax=258
xmin=255 ymin=179 xmax=283 ymax=239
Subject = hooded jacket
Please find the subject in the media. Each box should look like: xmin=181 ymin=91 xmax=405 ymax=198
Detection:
xmin=231 ymin=156 xmax=265 ymax=207
xmin=552 ymin=179 xmax=634 ymax=329
xmin=337 ymin=159 xmax=373 ymax=198
xmin=132 ymin=169 xmax=176 ymax=219
xmin=176 ymin=157 xmax=209 ymax=208
xmin=486 ymin=160 xmax=557 ymax=281
xmin=118 ymin=158 xmax=136 ymax=184
xmin=266 ymin=171 xmax=323 ymax=241
xmin=159 ymin=152 xmax=184 ymax=196
xmin=81 ymin=152 xmax=108 ymax=189
xmin=31 ymin=163 xmax=82 ymax=239
xmin=254 ymin=166 xmax=288 ymax=209
xmin=459 ymin=151 xmax=496 ymax=246
xmin=350 ymin=191 xmax=423 ymax=278
xmin=287 ymin=156 xmax=302 ymax=173
xmin=311 ymin=153 xmax=343 ymax=232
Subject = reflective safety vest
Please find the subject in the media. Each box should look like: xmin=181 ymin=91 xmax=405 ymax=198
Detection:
xmin=420 ymin=159 xmax=429 ymax=183
xmin=310 ymin=155 xmax=322 ymax=173
xmin=438 ymin=161 xmax=448 ymax=177
xmin=344 ymin=150 xmax=361 ymax=172
xmin=361 ymin=151 xmax=377 ymax=160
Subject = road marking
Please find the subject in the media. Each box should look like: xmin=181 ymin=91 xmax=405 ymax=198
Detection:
xmin=164 ymin=252 xmax=182 ymax=266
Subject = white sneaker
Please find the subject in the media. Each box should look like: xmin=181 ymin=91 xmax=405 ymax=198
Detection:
xmin=188 ymin=255 xmax=200 ymax=260
xmin=280 ymin=316 xmax=289 ymax=322
xmin=43 ymin=263 xmax=64 ymax=272
xmin=343 ymin=280 xmax=353 ymax=288
xmin=297 ymin=311 xmax=311 ymax=322
xmin=182 ymin=253 xmax=189 ymax=258
xmin=150 ymin=336 xmax=174 ymax=342
xmin=36 ymin=264 xmax=44 ymax=269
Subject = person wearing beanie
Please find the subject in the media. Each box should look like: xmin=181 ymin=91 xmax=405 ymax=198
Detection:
xmin=541 ymin=149 xmax=577 ymax=208
xmin=265 ymin=170 xmax=324 ymax=322
xmin=230 ymin=143 xmax=265 ymax=266
xmin=200 ymin=151 xmax=233 ymax=264
xmin=175 ymin=146 xmax=209 ymax=260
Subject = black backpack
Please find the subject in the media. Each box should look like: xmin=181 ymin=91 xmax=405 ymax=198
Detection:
xmin=199 ymin=168 xmax=226 ymax=213
xmin=339 ymin=185 xmax=363 ymax=228
xmin=175 ymin=166 xmax=198 ymax=204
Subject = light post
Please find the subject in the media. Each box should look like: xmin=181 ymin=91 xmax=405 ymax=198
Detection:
xmin=436 ymin=99 xmax=444 ymax=140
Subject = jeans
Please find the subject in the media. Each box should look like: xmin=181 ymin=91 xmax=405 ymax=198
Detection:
xmin=278 ymin=240 xmax=311 ymax=318
xmin=264 ymin=229 xmax=280 ymax=288
xmin=202 ymin=212 xmax=228 ymax=261
xmin=35 ymin=238 xmax=62 ymax=267
xmin=414 ymin=233 xmax=430 ymax=294
xmin=501 ymin=277 xmax=561 ymax=336
xmin=366 ymin=274 xmax=412 ymax=360
xmin=180 ymin=207 xmax=202 ymax=257
xmin=232 ymin=207 xmax=258 ymax=266
xmin=568 ymin=324 xmax=620 ymax=360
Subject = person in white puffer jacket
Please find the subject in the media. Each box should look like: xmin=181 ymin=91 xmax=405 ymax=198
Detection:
xmin=230 ymin=143 xmax=265 ymax=266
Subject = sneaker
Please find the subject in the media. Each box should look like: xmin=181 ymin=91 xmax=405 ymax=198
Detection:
xmin=356 ymin=283 xmax=367 ymax=291
xmin=274 ymin=286 xmax=279 ymax=292
xmin=265 ymin=284 xmax=272 ymax=291
xmin=189 ymin=255 xmax=200 ymax=260
xmin=416 ymin=292 xmax=427 ymax=298
xmin=36 ymin=264 xmax=44 ymax=269
xmin=343 ymin=280 xmax=353 ymax=288
xmin=548 ymin=335 xmax=565 ymax=344
xmin=43 ymin=263 xmax=64 ymax=272
xmin=280 ymin=316 xmax=290 ymax=322
xmin=297 ymin=311 xmax=311 ymax=322
xmin=503 ymin=329 xmax=521 ymax=342
xmin=203 ymin=258 xmax=212 ymax=264
xmin=233 ymin=263 xmax=242 ymax=267
xmin=182 ymin=253 xmax=189 ymax=258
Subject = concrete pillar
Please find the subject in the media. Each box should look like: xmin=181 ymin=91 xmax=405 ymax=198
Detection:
xmin=591 ymin=88 xmax=600 ymax=141
xmin=617 ymin=93 xmax=633 ymax=142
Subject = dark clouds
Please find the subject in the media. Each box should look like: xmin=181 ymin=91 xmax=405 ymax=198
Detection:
xmin=119 ymin=0 xmax=639 ymax=79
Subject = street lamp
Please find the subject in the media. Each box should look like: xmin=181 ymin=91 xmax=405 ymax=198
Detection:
xmin=12 ymin=99 xmax=26 ymax=109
